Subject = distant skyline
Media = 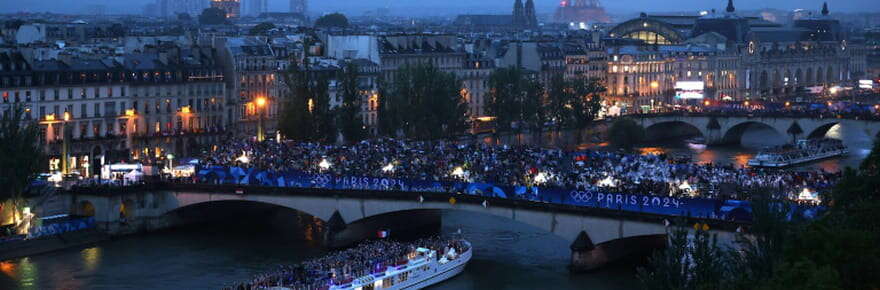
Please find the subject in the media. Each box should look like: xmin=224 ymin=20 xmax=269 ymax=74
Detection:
xmin=1 ymin=0 xmax=878 ymax=16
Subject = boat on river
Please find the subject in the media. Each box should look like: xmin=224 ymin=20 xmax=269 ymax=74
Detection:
xmin=685 ymin=136 xmax=707 ymax=150
xmin=747 ymin=139 xmax=848 ymax=168
xmin=326 ymin=240 xmax=472 ymax=290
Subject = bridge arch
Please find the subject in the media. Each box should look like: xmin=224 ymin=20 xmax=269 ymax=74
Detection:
xmin=807 ymin=122 xmax=841 ymax=139
xmin=722 ymin=121 xmax=785 ymax=145
xmin=164 ymin=198 xmax=328 ymax=225
xmin=120 ymin=199 xmax=136 ymax=220
xmin=78 ymin=200 xmax=96 ymax=217
xmin=643 ymin=121 xmax=705 ymax=141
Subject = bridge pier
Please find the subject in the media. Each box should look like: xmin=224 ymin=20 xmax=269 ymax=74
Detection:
xmin=570 ymin=230 xmax=667 ymax=272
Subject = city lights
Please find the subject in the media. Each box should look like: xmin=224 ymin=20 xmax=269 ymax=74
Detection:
xmin=319 ymin=158 xmax=332 ymax=170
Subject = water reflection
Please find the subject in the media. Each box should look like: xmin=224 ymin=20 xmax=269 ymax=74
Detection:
xmin=81 ymin=247 xmax=101 ymax=272
xmin=17 ymin=258 xmax=36 ymax=289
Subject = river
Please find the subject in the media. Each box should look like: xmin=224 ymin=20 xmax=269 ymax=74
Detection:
xmin=634 ymin=123 xmax=873 ymax=172
xmin=0 ymin=211 xmax=638 ymax=290
xmin=0 ymin=124 xmax=871 ymax=290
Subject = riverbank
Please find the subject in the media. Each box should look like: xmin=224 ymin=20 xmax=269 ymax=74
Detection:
xmin=0 ymin=229 xmax=110 ymax=261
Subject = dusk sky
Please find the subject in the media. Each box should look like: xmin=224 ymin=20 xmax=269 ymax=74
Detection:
xmin=1 ymin=0 xmax=878 ymax=16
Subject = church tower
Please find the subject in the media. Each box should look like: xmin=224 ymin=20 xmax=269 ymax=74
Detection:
xmin=513 ymin=0 xmax=525 ymax=27
xmin=524 ymin=0 xmax=538 ymax=28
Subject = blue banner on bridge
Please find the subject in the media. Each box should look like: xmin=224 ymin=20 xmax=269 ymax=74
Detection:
xmin=196 ymin=166 xmax=822 ymax=222
xmin=27 ymin=217 xmax=96 ymax=239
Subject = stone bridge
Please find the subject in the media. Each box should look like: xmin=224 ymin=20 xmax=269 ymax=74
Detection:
xmin=65 ymin=184 xmax=741 ymax=271
xmin=634 ymin=115 xmax=880 ymax=145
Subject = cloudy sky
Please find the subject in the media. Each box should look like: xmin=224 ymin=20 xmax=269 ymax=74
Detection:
xmin=1 ymin=0 xmax=877 ymax=16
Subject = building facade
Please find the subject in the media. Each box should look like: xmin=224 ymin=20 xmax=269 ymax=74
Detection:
xmin=603 ymin=1 xmax=865 ymax=111
xmin=0 ymin=46 xmax=227 ymax=175
xmin=211 ymin=0 xmax=241 ymax=19
xmin=215 ymin=37 xmax=280 ymax=138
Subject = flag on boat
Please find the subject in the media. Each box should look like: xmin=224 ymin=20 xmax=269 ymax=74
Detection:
xmin=377 ymin=229 xmax=390 ymax=239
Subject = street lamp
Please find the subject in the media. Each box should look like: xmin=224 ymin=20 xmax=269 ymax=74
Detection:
xmin=255 ymin=97 xmax=267 ymax=142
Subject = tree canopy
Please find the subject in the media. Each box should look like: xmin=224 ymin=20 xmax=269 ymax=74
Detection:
xmin=199 ymin=8 xmax=227 ymax=25
xmin=315 ymin=13 xmax=349 ymax=28
xmin=486 ymin=67 xmax=543 ymax=135
xmin=249 ymin=22 xmax=276 ymax=35
xmin=637 ymin=137 xmax=880 ymax=289
xmin=278 ymin=61 xmax=336 ymax=143
xmin=0 ymin=106 xmax=45 ymax=232
xmin=336 ymin=62 xmax=367 ymax=143
xmin=378 ymin=63 xmax=468 ymax=140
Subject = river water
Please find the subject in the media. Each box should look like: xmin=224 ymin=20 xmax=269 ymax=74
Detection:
xmin=0 ymin=211 xmax=638 ymax=290
xmin=0 ymin=124 xmax=871 ymax=290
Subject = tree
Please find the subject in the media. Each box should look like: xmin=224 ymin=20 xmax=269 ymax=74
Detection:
xmin=177 ymin=13 xmax=192 ymax=22
xmin=199 ymin=8 xmax=227 ymax=25
xmin=567 ymin=78 xmax=604 ymax=144
xmin=637 ymin=223 xmax=725 ymax=290
xmin=787 ymin=121 xmax=803 ymax=143
xmin=336 ymin=62 xmax=368 ymax=143
xmin=249 ymin=22 xmax=276 ymax=35
xmin=0 ymin=106 xmax=45 ymax=231
xmin=315 ymin=13 xmax=349 ymax=28
xmin=487 ymin=67 xmax=543 ymax=144
xmin=607 ymin=118 xmax=645 ymax=150
xmin=278 ymin=61 xmax=335 ymax=143
xmin=381 ymin=63 xmax=468 ymax=140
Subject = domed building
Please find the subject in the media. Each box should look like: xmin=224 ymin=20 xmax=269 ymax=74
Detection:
xmin=602 ymin=0 xmax=864 ymax=111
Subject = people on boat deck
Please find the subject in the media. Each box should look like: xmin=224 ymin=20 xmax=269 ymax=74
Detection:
xmin=199 ymin=138 xmax=840 ymax=200
xmin=223 ymin=237 xmax=468 ymax=290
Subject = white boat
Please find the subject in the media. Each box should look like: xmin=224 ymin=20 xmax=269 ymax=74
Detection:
xmin=685 ymin=136 xmax=707 ymax=150
xmin=748 ymin=139 xmax=848 ymax=168
xmin=329 ymin=241 xmax=472 ymax=290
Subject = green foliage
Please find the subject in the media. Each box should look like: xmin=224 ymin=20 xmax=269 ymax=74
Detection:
xmin=637 ymin=226 xmax=691 ymax=290
xmin=315 ymin=13 xmax=349 ymax=28
xmin=199 ymin=8 xmax=227 ymax=25
xmin=0 ymin=105 xmax=45 ymax=203
xmin=637 ymin=138 xmax=880 ymax=290
xmin=177 ymin=13 xmax=192 ymax=22
xmin=336 ymin=62 xmax=367 ymax=143
xmin=759 ymin=258 xmax=842 ymax=290
xmin=249 ymin=22 xmax=276 ymax=35
xmin=378 ymin=63 xmax=468 ymax=140
xmin=486 ymin=67 xmax=544 ymax=134
xmin=607 ymin=118 xmax=645 ymax=150
xmin=638 ymin=225 xmax=725 ymax=290
xmin=278 ymin=61 xmax=336 ymax=143
xmin=546 ymin=76 xmax=604 ymax=130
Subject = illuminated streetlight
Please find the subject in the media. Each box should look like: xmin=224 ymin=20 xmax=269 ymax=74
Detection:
xmin=255 ymin=97 xmax=267 ymax=142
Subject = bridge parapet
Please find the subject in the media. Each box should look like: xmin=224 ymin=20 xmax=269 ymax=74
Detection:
xmin=635 ymin=115 xmax=880 ymax=145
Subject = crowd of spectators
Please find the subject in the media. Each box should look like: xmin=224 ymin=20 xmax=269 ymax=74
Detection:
xmin=199 ymin=138 xmax=840 ymax=200
xmin=224 ymin=237 xmax=468 ymax=290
